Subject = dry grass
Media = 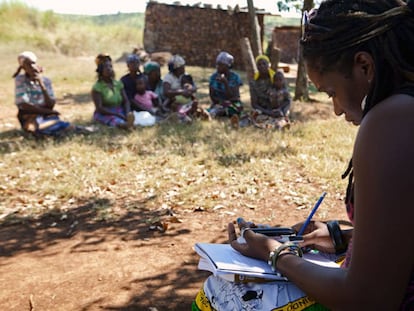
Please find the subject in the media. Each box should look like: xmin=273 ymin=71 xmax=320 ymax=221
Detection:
xmin=0 ymin=4 xmax=358 ymax=225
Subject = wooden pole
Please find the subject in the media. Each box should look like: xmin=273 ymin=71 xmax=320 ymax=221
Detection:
xmin=240 ymin=37 xmax=257 ymax=105
xmin=247 ymin=0 xmax=262 ymax=57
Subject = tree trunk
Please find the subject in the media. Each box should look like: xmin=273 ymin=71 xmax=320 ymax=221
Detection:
xmin=294 ymin=0 xmax=314 ymax=101
xmin=247 ymin=0 xmax=262 ymax=57
xmin=268 ymin=36 xmax=281 ymax=72
xmin=240 ymin=37 xmax=257 ymax=82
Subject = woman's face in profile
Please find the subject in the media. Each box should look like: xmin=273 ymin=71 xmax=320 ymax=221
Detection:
xmin=307 ymin=66 xmax=365 ymax=125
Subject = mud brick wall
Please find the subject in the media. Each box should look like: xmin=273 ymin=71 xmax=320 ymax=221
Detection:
xmin=272 ymin=26 xmax=301 ymax=63
xmin=144 ymin=2 xmax=265 ymax=70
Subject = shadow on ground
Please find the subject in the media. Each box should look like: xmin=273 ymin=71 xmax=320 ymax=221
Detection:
xmin=0 ymin=196 xmax=226 ymax=310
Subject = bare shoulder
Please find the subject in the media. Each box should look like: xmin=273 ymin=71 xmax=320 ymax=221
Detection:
xmin=353 ymin=93 xmax=414 ymax=198
xmin=357 ymin=94 xmax=414 ymax=149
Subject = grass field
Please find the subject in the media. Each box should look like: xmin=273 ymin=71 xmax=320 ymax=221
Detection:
xmin=0 ymin=3 xmax=357 ymax=223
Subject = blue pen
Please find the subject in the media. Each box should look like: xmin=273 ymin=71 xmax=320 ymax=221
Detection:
xmin=297 ymin=192 xmax=327 ymax=236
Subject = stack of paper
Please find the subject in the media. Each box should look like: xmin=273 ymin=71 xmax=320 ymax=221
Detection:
xmin=194 ymin=243 xmax=340 ymax=282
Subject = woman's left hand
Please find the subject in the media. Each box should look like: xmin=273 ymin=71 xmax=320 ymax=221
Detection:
xmin=228 ymin=221 xmax=281 ymax=261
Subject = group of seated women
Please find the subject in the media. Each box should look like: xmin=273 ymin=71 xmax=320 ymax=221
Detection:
xmin=13 ymin=50 xmax=291 ymax=137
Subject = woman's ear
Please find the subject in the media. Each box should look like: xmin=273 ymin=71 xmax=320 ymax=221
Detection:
xmin=354 ymin=51 xmax=375 ymax=83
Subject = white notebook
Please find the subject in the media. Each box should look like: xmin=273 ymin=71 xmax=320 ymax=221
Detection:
xmin=194 ymin=242 xmax=340 ymax=282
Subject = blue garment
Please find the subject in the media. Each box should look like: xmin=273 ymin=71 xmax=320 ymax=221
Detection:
xmin=209 ymin=71 xmax=242 ymax=102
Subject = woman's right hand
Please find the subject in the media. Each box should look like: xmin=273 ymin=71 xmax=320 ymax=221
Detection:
xmin=228 ymin=221 xmax=280 ymax=262
xmin=292 ymin=221 xmax=336 ymax=253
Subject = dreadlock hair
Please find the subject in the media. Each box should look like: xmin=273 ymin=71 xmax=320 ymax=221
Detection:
xmin=300 ymin=0 xmax=414 ymax=204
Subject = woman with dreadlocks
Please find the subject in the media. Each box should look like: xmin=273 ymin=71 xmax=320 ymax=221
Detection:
xmin=193 ymin=1 xmax=414 ymax=310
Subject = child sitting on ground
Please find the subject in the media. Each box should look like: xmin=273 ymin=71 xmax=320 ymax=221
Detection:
xmin=131 ymin=74 xmax=161 ymax=116
xmin=267 ymin=70 xmax=291 ymax=119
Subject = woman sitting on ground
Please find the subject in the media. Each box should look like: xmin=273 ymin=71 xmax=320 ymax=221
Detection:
xmin=144 ymin=60 xmax=164 ymax=101
xmin=91 ymin=53 xmax=134 ymax=130
xmin=162 ymin=55 xmax=198 ymax=122
xmin=120 ymin=53 xmax=142 ymax=104
xmin=13 ymin=51 xmax=77 ymax=137
xmin=248 ymin=55 xmax=291 ymax=129
xmin=208 ymin=51 xmax=244 ymax=119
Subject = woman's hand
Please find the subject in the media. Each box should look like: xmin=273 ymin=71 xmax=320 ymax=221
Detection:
xmin=216 ymin=73 xmax=227 ymax=83
xmin=293 ymin=221 xmax=336 ymax=253
xmin=228 ymin=220 xmax=280 ymax=261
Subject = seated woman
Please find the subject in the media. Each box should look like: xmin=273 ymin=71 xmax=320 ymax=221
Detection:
xmin=120 ymin=53 xmax=142 ymax=104
xmin=143 ymin=60 xmax=164 ymax=101
xmin=91 ymin=53 xmax=134 ymax=130
xmin=162 ymin=55 xmax=198 ymax=122
xmin=249 ymin=55 xmax=291 ymax=129
xmin=208 ymin=51 xmax=244 ymax=119
xmin=13 ymin=51 xmax=76 ymax=137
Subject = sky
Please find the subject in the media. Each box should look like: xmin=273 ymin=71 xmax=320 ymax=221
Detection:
xmin=5 ymin=0 xmax=288 ymax=16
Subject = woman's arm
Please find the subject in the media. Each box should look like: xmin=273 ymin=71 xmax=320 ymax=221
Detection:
xmin=121 ymin=88 xmax=131 ymax=114
xmin=209 ymin=85 xmax=220 ymax=106
xmin=281 ymin=96 xmax=414 ymax=310
xmin=17 ymin=103 xmax=59 ymax=116
xmin=232 ymin=96 xmax=414 ymax=310
xmin=91 ymin=90 xmax=125 ymax=120
xmin=36 ymin=76 xmax=55 ymax=109
xmin=163 ymin=81 xmax=189 ymax=99
xmin=218 ymin=74 xmax=240 ymax=101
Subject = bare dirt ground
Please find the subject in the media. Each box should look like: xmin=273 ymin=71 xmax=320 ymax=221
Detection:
xmin=0 ymin=85 xmax=348 ymax=310
xmin=0 ymin=195 xmax=347 ymax=311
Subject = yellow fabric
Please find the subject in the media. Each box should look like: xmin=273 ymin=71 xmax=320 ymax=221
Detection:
xmin=255 ymin=54 xmax=270 ymax=64
xmin=254 ymin=68 xmax=276 ymax=83
xmin=194 ymin=288 xmax=214 ymax=311
xmin=272 ymin=296 xmax=316 ymax=311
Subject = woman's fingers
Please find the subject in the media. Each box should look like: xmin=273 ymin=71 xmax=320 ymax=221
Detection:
xmin=228 ymin=222 xmax=237 ymax=242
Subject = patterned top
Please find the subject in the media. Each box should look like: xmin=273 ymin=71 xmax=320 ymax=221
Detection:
xmin=209 ymin=71 xmax=242 ymax=102
xmin=15 ymin=74 xmax=54 ymax=106
xmin=250 ymin=78 xmax=273 ymax=109
xmin=92 ymin=79 xmax=124 ymax=108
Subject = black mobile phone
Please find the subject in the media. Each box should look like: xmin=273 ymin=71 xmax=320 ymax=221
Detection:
xmin=251 ymin=227 xmax=295 ymax=236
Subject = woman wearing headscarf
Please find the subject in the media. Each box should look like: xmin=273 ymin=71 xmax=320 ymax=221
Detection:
xmin=13 ymin=51 xmax=76 ymax=137
xmin=248 ymin=54 xmax=291 ymax=129
xmin=91 ymin=53 xmax=134 ymax=129
xmin=162 ymin=54 xmax=198 ymax=121
xmin=144 ymin=60 xmax=164 ymax=103
xmin=208 ymin=51 xmax=243 ymax=118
